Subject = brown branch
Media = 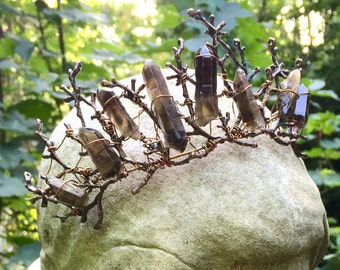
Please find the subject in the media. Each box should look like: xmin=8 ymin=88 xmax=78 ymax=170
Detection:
xmin=257 ymin=0 xmax=267 ymax=22
xmin=57 ymin=0 xmax=67 ymax=71
xmin=35 ymin=1 xmax=52 ymax=71
xmin=0 ymin=25 xmax=5 ymax=143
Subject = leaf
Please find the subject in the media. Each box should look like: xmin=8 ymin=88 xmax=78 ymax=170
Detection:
xmin=234 ymin=17 xmax=270 ymax=68
xmin=321 ymin=138 xmax=340 ymax=149
xmin=320 ymin=168 xmax=336 ymax=176
xmin=329 ymin=226 xmax=340 ymax=236
xmin=43 ymin=7 xmax=109 ymax=24
xmin=15 ymin=38 xmax=35 ymax=63
xmin=27 ymin=73 xmax=59 ymax=95
xmin=321 ymin=253 xmax=340 ymax=269
xmin=82 ymin=41 xmax=124 ymax=55
xmin=3 ymin=196 xmax=32 ymax=212
xmin=310 ymin=100 xmax=321 ymax=110
xmin=325 ymin=149 xmax=340 ymax=160
xmin=91 ymin=49 xmax=118 ymax=61
xmin=305 ymin=147 xmax=323 ymax=158
xmin=116 ymin=52 xmax=144 ymax=64
xmin=0 ymin=36 xmax=17 ymax=57
xmin=14 ymin=99 xmax=54 ymax=123
xmin=170 ymin=0 xmax=195 ymax=12
xmin=50 ymin=90 xmax=69 ymax=100
xmin=310 ymin=89 xmax=339 ymax=100
xmin=4 ymin=33 xmax=35 ymax=63
xmin=0 ymin=59 xmax=19 ymax=69
xmin=308 ymin=79 xmax=326 ymax=91
xmin=0 ymin=110 xmax=36 ymax=133
xmin=27 ymin=55 xmax=48 ymax=73
xmin=305 ymin=147 xmax=340 ymax=160
xmin=309 ymin=169 xmax=326 ymax=186
xmin=208 ymin=0 xmax=227 ymax=11
xmin=41 ymin=48 xmax=62 ymax=58
xmin=0 ymin=3 xmax=22 ymax=16
xmin=0 ymin=143 xmax=35 ymax=170
xmin=159 ymin=4 xmax=182 ymax=29
xmin=0 ymin=173 xmax=27 ymax=197
xmin=309 ymin=170 xmax=340 ymax=187
xmin=184 ymin=37 xmax=210 ymax=53
xmin=215 ymin=2 xmax=254 ymax=31
xmin=74 ymin=63 xmax=110 ymax=82
xmin=8 ymin=242 xmax=41 ymax=267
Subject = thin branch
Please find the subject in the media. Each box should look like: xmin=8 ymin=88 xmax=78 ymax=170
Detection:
xmin=57 ymin=0 xmax=67 ymax=71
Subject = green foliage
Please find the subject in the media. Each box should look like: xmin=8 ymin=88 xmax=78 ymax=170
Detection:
xmin=0 ymin=0 xmax=339 ymax=269
xmin=305 ymin=107 xmax=340 ymax=269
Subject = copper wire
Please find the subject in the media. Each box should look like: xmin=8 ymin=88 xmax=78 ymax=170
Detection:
xmin=84 ymin=138 xmax=108 ymax=148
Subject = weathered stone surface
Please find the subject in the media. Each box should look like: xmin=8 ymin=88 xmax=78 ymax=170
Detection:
xmin=31 ymin=69 xmax=328 ymax=270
